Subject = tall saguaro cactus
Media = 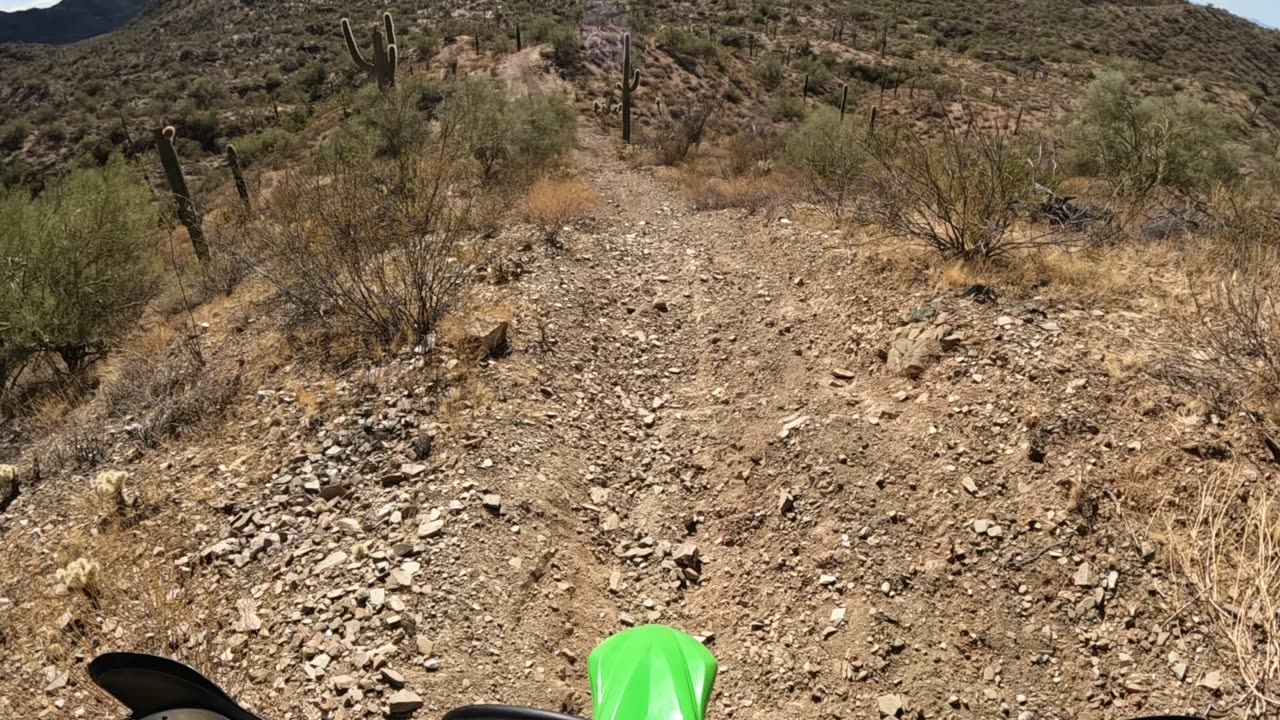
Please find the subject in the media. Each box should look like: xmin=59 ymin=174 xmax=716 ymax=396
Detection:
xmin=226 ymin=144 xmax=250 ymax=210
xmin=620 ymin=33 xmax=641 ymax=144
xmin=342 ymin=12 xmax=398 ymax=90
xmin=154 ymin=126 xmax=209 ymax=263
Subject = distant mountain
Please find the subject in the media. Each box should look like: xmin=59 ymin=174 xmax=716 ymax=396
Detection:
xmin=0 ymin=0 xmax=151 ymax=45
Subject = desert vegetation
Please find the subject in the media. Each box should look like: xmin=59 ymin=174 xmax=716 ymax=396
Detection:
xmin=2 ymin=2 xmax=1280 ymax=719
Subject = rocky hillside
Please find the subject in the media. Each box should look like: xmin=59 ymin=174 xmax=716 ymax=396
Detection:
xmin=0 ymin=0 xmax=152 ymax=44
xmin=1 ymin=0 xmax=1278 ymax=184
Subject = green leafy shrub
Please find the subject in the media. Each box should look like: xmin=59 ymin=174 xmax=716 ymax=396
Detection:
xmin=229 ymin=127 xmax=298 ymax=166
xmin=659 ymin=26 xmax=720 ymax=68
xmin=1065 ymin=71 xmax=1237 ymax=195
xmin=524 ymin=16 xmax=580 ymax=68
xmin=0 ymin=156 xmax=159 ymax=377
xmin=784 ymin=108 xmax=867 ymax=219
xmin=438 ymin=78 xmax=576 ymax=184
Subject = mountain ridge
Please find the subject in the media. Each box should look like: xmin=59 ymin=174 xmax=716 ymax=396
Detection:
xmin=0 ymin=0 xmax=151 ymax=44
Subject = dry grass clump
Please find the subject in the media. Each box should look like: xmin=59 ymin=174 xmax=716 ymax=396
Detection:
xmin=522 ymin=177 xmax=597 ymax=244
xmin=1153 ymin=206 xmax=1280 ymax=425
xmin=683 ymin=174 xmax=792 ymax=217
xmin=1162 ymin=464 xmax=1280 ymax=716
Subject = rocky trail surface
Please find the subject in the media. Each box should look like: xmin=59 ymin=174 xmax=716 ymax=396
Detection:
xmin=3 ymin=128 xmax=1240 ymax=720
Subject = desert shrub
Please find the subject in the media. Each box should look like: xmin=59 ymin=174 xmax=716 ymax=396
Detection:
xmin=857 ymin=124 xmax=1052 ymax=259
xmin=1157 ymin=206 xmax=1280 ymax=419
xmin=784 ymin=108 xmax=866 ymax=219
xmin=229 ymin=127 xmax=297 ymax=166
xmin=754 ymin=57 xmax=785 ymax=91
xmin=1065 ymin=71 xmax=1237 ymax=195
xmin=1161 ymin=464 xmax=1280 ymax=720
xmin=0 ymin=120 xmax=31 ymax=153
xmin=771 ymin=96 xmax=807 ymax=122
xmin=241 ymin=122 xmax=476 ymax=344
xmin=101 ymin=336 xmax=242 ymax=447
xmin=437 ymin=78 xmax=576 ymax=184
xmin=726 ymin=122 xmax=784 ymax=177
xmin=649 ymin=98 xmax=717 ymax=165
xmin=523 ymin=177 xmax=597 ymax=243
xmin=685 ymin=175 xmax=790 ymax=215
xmin=659 ymin=26 xmax=720 ymax=67
xmin=0 ymin=156 xmax=159 ymax=376
xmin=524 ymin=16 xmax=580 ymax=68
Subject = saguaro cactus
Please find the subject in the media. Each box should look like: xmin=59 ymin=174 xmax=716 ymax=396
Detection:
xmin=515 ymin=23 xmax=522 ymax=51
xmin=226 ymin=144 xmax=250 ymax=210
xmin=154 ymin=126 xmax=209 ymax=263
xmin=839 ymin=84 xmax=849 ymax=121
xmin=620 ymin=33 xmax=641 ymax=144
xmin=342 ymin=12 xmax=398 ymax=90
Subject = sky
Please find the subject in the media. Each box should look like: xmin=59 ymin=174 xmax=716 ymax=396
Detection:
xmin=0 ymin=0 xmax=1276 ymax=25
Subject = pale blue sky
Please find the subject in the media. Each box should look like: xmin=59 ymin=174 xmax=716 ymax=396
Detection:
xmin=0 ymin=0 xmax=1277 ymax=26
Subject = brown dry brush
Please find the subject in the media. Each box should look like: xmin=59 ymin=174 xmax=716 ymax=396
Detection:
xmin=1162 ymin=463 xmax=1280 ymax=716
xmin=649 ymin=95 xmax=719 ymax=166
xmin=1153 ymin=207 xmax=1280 ymax=429
xmin=236 ymin=147 xmax=478 ymax=347
xmin=855 ymin=121 xmax=1088 ymax=259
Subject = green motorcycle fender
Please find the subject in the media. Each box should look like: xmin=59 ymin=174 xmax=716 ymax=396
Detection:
xmin=587 ymin=625 xmax=718 ymax=720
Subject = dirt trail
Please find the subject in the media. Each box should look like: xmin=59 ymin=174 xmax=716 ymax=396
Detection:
xmin=3 ymin=125 xmax=1227 ymax=720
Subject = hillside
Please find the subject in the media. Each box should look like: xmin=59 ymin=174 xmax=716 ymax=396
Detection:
xmin=0 ymin=1 xmax=1279 ymax=720
xmin=0 ymin=0 xmax=151 ymax=45
xmin=0 ymin=0 xmax=1278 ymax=186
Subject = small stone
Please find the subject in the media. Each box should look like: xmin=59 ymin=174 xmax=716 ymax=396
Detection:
xmin=416 ymin=636 xmax=435 ymax=656
xmin=1073 ymin=562 xmax=1093 ymax=587
xmin=418 ymin=519 xmax=445 ymax=538
xmin=389 ymin=689 xmax=424 ymax=714
xmin=877 ymin=694 xmax=904 ymax=718
xmin=962 ymin=478 xmax=979 ymax=495
xmin=830 ymin=607 xmax=846 ymax=624
xmin=1199 ymin=670 xmax=1223 ymax=691
xmin=972 ymin=519 xmax=990 ymax=534
xmin=332 ymin=675 xmax=357 ymax=690
xmin=313 ymin=551 xmax=348 ymax=575
xmin=482 ymin=494 xmax=503 ymax=513
xmin=995 ymin=316 xmax=1016 ymax=328
xmin=381 ymin=668 xmax=406 ymax=688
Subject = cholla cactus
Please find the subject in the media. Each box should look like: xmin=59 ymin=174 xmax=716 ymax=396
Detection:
xmin=57 ymin=557 xmax=102 ymax=595
xmin=94 ymin=470 xmax=131 ymax=512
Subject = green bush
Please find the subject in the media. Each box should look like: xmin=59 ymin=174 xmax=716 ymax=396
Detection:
xmin=0 ymin=156 xmax=159 ymax=377
xmin=438 ymin=78 xmax=576 ymax=183
xmin=1065 ymin=71 xmax=1237 ymax=195
xmin=524 ymin=16 xmax=580 ymax=68
xmin=784 ymin=108 xmax=867 ymax=218
xmin=659 ymin=26 xmax=720 ymax=67
xmin=230 ymin=127 xmax=298 ymax=166
xmin=771 ymin=96 xmax=807 ymax=122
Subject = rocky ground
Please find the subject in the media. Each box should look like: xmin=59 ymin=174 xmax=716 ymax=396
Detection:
xmin=0 ymin=126 xmax=1258 ymax=720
